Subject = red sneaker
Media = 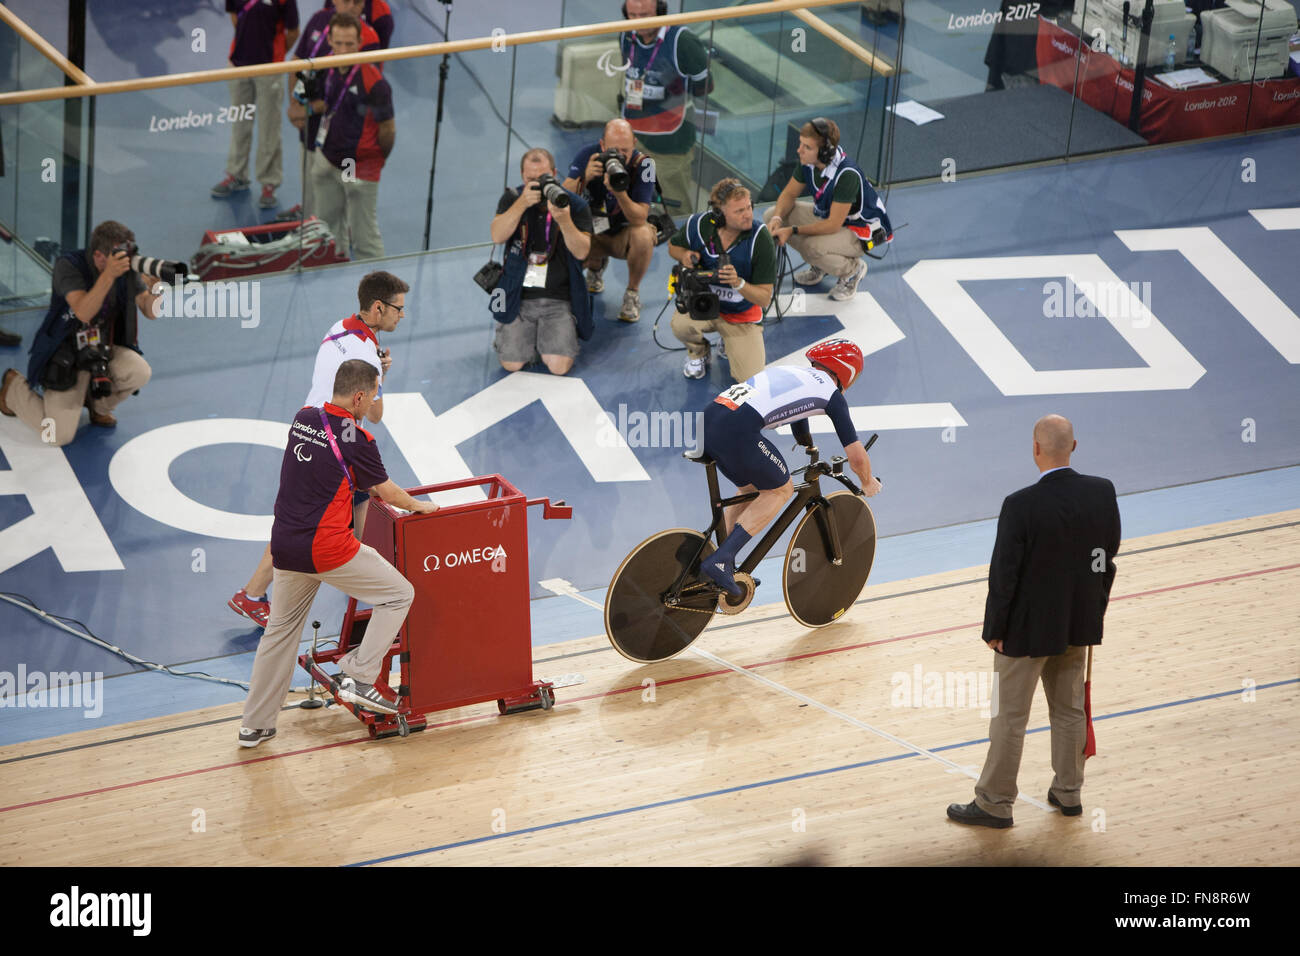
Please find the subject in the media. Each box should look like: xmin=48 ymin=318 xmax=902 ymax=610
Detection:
xmin=228 ymin=589 xmax=270 ymax=628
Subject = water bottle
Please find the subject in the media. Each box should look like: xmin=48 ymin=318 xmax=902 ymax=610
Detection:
xmin=1165 ymin=34 xmax=1177 ymax=70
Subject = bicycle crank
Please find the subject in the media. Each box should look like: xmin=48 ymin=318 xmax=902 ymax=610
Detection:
xmin=715 ymin=572 xmax=757 ymax=616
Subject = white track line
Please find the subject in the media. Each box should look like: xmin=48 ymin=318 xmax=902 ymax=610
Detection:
xmin=540 ymin=577 xmax=1051 ymax=813
xmin=690 ymin=646 xmax=1051 ymax=812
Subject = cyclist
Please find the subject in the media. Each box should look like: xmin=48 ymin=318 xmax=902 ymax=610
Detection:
xmin=699 ymin=338 xmax=881 ymax=596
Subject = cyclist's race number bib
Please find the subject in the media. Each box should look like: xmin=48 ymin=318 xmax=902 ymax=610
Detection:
xmin=714 ymin=383 xmax=754 ymax=410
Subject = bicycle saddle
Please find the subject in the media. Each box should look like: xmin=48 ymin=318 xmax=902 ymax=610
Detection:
xmin=683 ymin=448 xmax=714 ymax=465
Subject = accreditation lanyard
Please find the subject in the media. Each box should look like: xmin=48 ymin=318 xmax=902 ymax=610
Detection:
xmin=309 ymin=27 xmax=330 ymax=58
xmin=812 ymin=147 xmax=846 ymax=203
xmin=324 ymin=65 xmax=361 ymax=117
xmin=318 ymin=408 xmax=355 ymax=494
xmin=522 ymin=211 xmax=554 ymax=261
xmin=640 ymin=29 xmax=667 ymax=74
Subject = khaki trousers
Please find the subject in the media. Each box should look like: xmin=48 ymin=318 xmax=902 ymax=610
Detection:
xmin=670 ymin=310 xmax=765 ymax=383
xmin=240 ymin=544 xmax=414 ymax=731
xmin=226 ymin=74 xmax=284 ymax=188
xmin=764 ymin=202 xmax=865 ymax=279
xmin=638 ymin=140 xmax=701 ymax=214
xmin=5 ymin=347 xmax=151 ymax=447
xmin=974 ymin=644 xmax=1089 ymax=819
xmin=310 ymin=149 xmax=384 ymax=260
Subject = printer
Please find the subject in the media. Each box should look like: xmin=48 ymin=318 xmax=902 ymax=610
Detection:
xmin=1200 ymin=0 xmax=1299 ymax=80
xmin=1072 ymin=0 xmax=1197 ymax=69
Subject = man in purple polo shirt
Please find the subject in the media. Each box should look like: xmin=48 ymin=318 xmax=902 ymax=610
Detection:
xmin=286 ymin=0 xmax=381 ymax=221
xmin=238 ymin=359 xmax=438 ymax=748
xmin=305 ymin=12 xmax=395 ymax=260
xmin=213 ymin=0 xmax=300 ymax=210
xmin=327 ymin=0 xmax=394 ymax=48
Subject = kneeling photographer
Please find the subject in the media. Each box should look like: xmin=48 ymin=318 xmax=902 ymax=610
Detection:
xmin=562 ymin=118 xmax=659 ymax=323
xmin=669 ymin=179 xmax=774 ymax=383
xmin=1 ymin=221 xmax=166 ymax=446
xmin=488 ymin=148 xmax=594 ymax=376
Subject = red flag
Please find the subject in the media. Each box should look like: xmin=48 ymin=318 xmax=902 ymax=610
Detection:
xmin=1083 ymin=645 xmax=1097 ymax=758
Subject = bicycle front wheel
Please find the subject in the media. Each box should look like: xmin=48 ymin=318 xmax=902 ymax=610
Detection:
xmin=605 ymin=529 xmax=718 ymax=663
xmin=783 ymin=491 xmax=877 ymax=628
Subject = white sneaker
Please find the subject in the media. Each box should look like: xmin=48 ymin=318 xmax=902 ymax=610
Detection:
xmin=793 ymin=264 xmax=826 ymax=286
xmin=683 ymin=353 xmax=708 ymax=379
xmin=585 ymin=268 xmax=605 ymax=294
xmin=829 ymin=259 xmax=867 ymax=301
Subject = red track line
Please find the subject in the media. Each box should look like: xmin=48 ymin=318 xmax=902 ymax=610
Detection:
xmin=1 ymin=737 xmax=366 ymax=814
xmin=5 ymin=561 xmax=1295 ymax=815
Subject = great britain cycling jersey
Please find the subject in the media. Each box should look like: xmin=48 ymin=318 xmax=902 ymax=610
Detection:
xmin=703 ymin=366 xmax=860 ymax=490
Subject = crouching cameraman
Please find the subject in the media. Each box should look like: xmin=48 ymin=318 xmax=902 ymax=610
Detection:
xmin=669 ymin=179 xmax=774 ymax=383
xmin=1 ymin=221 xmax=164 ymax=446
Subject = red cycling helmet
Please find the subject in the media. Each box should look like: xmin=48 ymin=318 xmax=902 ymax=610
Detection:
xmin=805 ymin=338 xmax=863 ymax=390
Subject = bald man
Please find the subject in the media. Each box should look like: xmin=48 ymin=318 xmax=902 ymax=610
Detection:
xmin=947 ymin=415 xmax=1121 ymax=828
xmin=564 ymin=118 xmax=660 ymax=323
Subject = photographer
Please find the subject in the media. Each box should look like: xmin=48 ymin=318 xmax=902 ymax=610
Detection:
xmin=669 ymin=179 xmax=774 ymax=382
xmin=211 ymin=0 xmax=299 ymax=209
xmin=1 ymin=222 xmax=162 ymax=446
xmin=304 ymin=13 xmax=395 ymax=260
xmin=765 ymin=118 xmax=893 ymax=303
xmin=563 ymin=118 xmax=658 ymax=323
xmin=620 ymin=0 xmax=712 ymax=212
xmin=287 ymin=0 xmax=381 ymax=220
xmin=489 ymin=148 xmax=594 ymax=377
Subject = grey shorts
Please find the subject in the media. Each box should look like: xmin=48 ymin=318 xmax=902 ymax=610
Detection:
xmin=494 ymin=296 xmax=580 ymax=362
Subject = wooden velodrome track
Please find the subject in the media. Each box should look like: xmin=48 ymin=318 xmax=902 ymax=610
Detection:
xmin=2 ymin=510 xmax=1296 ymax=867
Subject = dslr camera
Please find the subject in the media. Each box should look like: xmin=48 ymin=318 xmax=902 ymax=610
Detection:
xmin=111 ymin=241 xmax=188 ymax=285
xmin=76 ymin=337 xmax=113 ymax=399
xmin=595 ymin=148 xmax=630 ymax=193
xmin=531 ymin=173 xmax=570 ymax=209
xmin=671 ymin=253 xmax=731 ymax=322
xmin=293 ymin=70 xmax=324 ymax=105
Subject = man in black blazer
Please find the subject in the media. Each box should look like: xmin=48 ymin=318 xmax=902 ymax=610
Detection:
xmin=947 ymin=414 xmax=1121 ymax=828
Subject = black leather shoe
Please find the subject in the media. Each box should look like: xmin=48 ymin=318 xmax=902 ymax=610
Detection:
xmin=946 ymin=801 xmax=1012 ymax=828
xmin=1048 ymin=792 xmax=1082 ymax=816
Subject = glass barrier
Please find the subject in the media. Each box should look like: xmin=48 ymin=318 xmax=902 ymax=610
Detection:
xmin=5 ymin=0 xmax=1294 ymax=281
xmin=0 ymin=21 xmax=69 ymax=306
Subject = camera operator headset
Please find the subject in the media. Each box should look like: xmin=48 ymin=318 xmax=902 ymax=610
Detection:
xmin=1 ymin=221 xmax=169 ymax=446
xmin=667 ymin=178 xmax=775 ymax=383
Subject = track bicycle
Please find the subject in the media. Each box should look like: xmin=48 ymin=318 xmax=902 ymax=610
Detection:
xmin=604 ymin=435 xmax=879 ymax=662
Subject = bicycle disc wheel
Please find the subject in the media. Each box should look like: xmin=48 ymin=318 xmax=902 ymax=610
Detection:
xmin=783 ymin=491 xmax=877 ymax=628
xmin=605 ymin=529 xmax=718 ymax=663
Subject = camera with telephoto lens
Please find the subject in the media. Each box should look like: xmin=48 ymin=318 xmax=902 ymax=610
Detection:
xmin=76 ymin=338 xmax=113 ymax=399
xmin=532 ymin=173 xmax=570 ymax=209
xmin=293 ymin=70 xmax=323 ymax=105
xmin=595 ymin=148 xmax=630 ymax=192
xmin=111 ymin=241 xmax=188 ymax=285
xmin=671 ymin=254 xmax=731 ymax=322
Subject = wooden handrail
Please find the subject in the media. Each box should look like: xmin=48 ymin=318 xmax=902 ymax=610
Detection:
xmin=0 ymin=4 xmax=93 ymax=87
xmin=0 ymin=0 xmax=865 ymax=105
xmin=790 ymin=8 xmax=894 ymax=77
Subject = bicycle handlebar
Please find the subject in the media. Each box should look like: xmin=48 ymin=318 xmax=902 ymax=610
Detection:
xmin=791 ymin=435 xmax=881 ymax=496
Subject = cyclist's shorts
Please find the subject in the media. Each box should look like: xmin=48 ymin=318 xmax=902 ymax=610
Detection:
xmin=702 ymin=402 xmax=790 ymax=491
